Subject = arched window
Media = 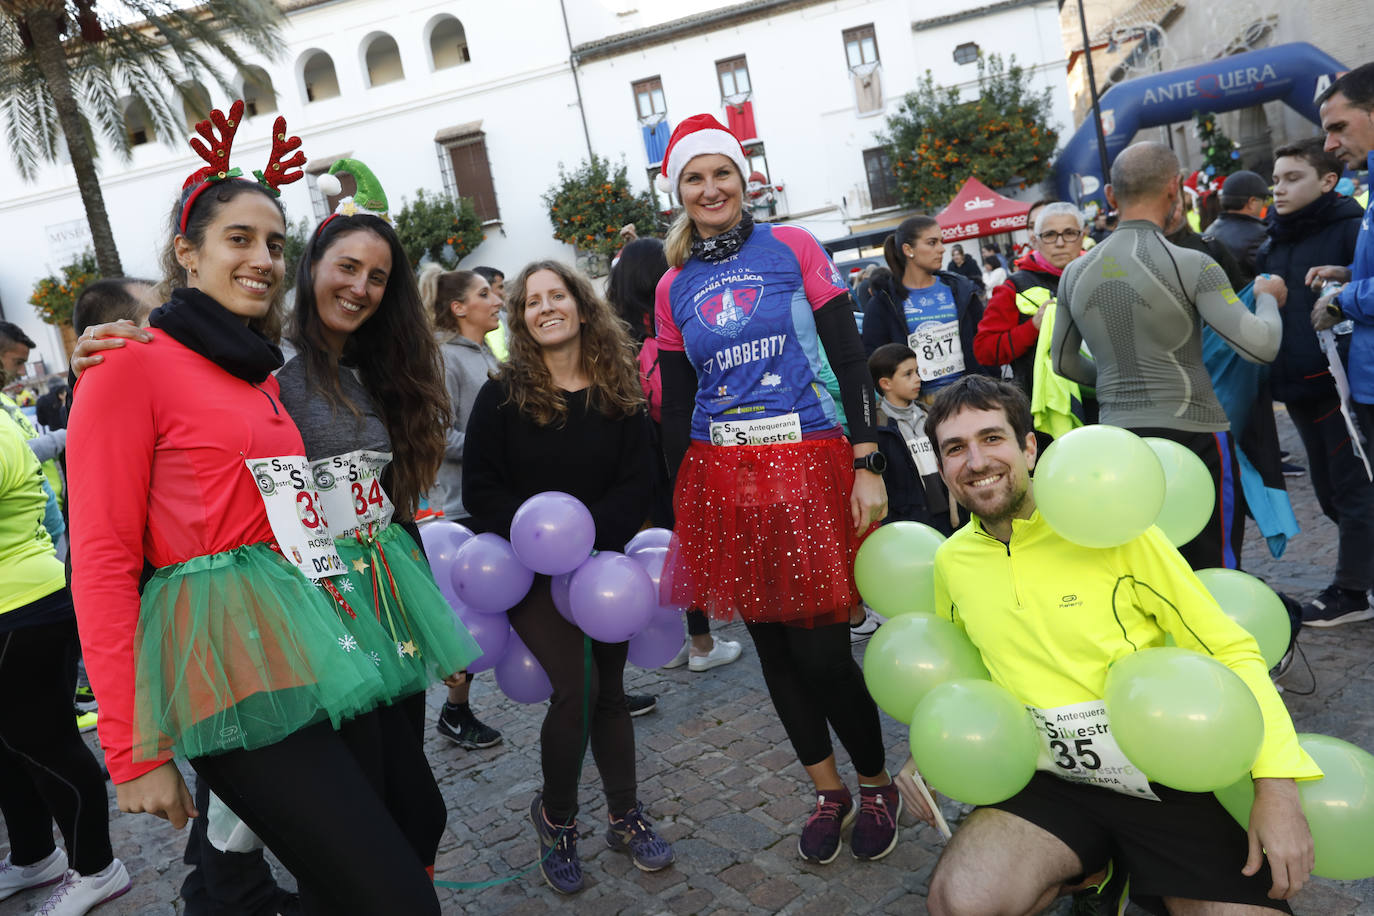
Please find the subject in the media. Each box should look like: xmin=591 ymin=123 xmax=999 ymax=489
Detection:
xmin=181 ymin=81 xmax=212 ymax=130
xmin=428 ymin=16 xmax=469 ymax=70
xmin=363 ymin=33 xmax=404 ymax=87
xmin=241 ymin=66 xmax=277 ymax=117
xmin=122 ymin=98 xmax=154 ymax=147
xmin=301 ymin=50 xmax=341 ymax=102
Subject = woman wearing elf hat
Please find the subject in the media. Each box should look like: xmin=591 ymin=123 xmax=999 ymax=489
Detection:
xmin=66 ymin=105 xmax=452 ymax=914
xmin=654 ymin=114 xmax=907 ymax=864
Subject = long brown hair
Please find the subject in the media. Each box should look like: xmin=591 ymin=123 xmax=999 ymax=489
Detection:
xmin=288 ymin=214 xmax=448 ymax=517
xmin=501 ymin=260 xmax=643 ymax=426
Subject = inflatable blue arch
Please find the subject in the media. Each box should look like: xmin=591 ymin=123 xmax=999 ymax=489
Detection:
xmin=1053 ymin=42 xmax=1348 ymax=207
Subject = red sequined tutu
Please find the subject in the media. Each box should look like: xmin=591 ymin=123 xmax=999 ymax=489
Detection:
xmin=662 ymin=436 xmax=863 ymax=627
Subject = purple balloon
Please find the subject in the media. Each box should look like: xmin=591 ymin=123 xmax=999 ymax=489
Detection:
xmin=625 ymin=527 xmax=673 ymax=557
xmin=551 ymin=572 xmax=575 ymax=624
xmin=494 ymin=630 xmax=552 ymax=704
xmin=510 ymin=492 xmax=596 ymax=576
xmin=627 ymin=614 xmax=686 ymax=668
xmin=451 ymin=599 xmax=512 ymax=675
xmin=569 ymin=552 xmax=655 ymax=643
xmin=418 ymin=520 xmax=476 ymax=582
xmin=451 ymin=533 xmax=534 ymax=614
xmin=629 ymin=547 xmax=684 ymax=613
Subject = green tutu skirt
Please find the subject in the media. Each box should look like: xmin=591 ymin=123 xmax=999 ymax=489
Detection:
xmin=134 ymin=543 xmax=391 ymax=763
xmin=330 ymin=524 xmax=480 ymax=695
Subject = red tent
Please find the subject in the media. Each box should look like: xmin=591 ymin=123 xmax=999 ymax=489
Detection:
xmin=935 ymin=178 xmax=1031 ymax=242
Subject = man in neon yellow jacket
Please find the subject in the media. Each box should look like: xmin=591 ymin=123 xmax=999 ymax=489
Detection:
xmin=897 ymin=376 xmax=1320 ymax=915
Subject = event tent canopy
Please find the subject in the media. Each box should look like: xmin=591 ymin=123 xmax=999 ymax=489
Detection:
xmin=935 ymin=178 xmax=1031 ymax=242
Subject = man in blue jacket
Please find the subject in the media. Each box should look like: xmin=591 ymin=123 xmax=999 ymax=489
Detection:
xmin=1258 ymin=137 xmax=1372 ymax=627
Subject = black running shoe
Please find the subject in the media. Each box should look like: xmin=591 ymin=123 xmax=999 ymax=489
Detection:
xmin=436 ymin=704 xmax=503 ymax=749
xmin=626 ymin=694 xmax=657 ymax=717
xmin=1301 ymin=584 xmax=1373 ymax=628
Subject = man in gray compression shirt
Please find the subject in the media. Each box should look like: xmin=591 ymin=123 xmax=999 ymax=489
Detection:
xmin=1051 ymin=142 xmax=1288 ymax=570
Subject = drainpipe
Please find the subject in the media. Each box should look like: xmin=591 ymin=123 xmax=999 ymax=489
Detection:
xmin=558 ymin=0 xmax=595 ymax=161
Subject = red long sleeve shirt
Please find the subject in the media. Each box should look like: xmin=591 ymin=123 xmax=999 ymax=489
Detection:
xmin=972 ymin=278 xmax=1042 ymax=368
xmin=68 ymin=331 xmax=304 ymax=783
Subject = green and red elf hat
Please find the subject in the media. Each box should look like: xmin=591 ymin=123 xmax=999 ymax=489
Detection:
xmin=314 ymin=158 xmax=391 ymax=236
xmin=178 ymin=99 xmax=307 ymax=234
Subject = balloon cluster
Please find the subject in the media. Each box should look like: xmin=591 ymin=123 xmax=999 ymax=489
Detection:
xmin=420 ymin=492 xmax=684 ymax=704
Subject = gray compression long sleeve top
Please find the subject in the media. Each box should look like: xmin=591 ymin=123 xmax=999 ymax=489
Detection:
xmin=1051 ymin=219 xmax=1281 ymax=432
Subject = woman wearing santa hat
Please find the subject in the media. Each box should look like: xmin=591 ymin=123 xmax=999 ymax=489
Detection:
xmin=654 ymin=114 xmax=913 ymax=865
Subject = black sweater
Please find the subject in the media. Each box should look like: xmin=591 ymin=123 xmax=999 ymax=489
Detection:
xmin=462 ymin=378 xmax=653 ymax=552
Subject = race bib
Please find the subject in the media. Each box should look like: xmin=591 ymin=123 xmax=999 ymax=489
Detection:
xmin=709 ymin=412 xmax=802 ymax=447
xmin=906 ymin=435 xmax=939 ymax=476
xmin=310 ymin=449 xmax=395 ymax=540
xmin=247 ymin=456 xmax=347 ymax=580
xmin=908 ymin=321 xmax=965 ymax=381
xmin=1027 ymin=699 xmax=1159 ymax=801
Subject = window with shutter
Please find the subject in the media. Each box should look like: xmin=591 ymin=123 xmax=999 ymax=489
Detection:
xmin=863 ymin=147 xmax=898 ymax=210
xmin=439 ymin=133 xmax=500 ymax=223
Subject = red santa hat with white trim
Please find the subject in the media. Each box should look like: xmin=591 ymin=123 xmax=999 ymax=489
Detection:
xmin=655 ymin=114 xmax=751 ymax=194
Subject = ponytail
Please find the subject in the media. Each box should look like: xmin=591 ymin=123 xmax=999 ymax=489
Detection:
xmin=883 ymin=215 xmax=941 ymax=281
xmin=418 ymin=263 xmax=481 ymax=334
xmin=664 ymin=211 xmax=694 ymax=269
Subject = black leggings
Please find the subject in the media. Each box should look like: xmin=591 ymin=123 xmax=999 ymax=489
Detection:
xmin=745 ymin=620 xmax=886 ymax=777
xmin=0 ymin=616 xmax=113 ymax=875
xmin=190 ymin=698 xmax=443 ymax=916
xmin=508 ymin=576 xmax=637 ymax=824
xmin=686 ymin=608 xmax=710 ymax=637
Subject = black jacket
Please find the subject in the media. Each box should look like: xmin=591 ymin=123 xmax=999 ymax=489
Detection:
xmin=1255 ymin=193 xmax=1364 ymax=403
xmin=874 ymin=421 xmax=954 ymax=535
xmin=1166 ymin=226 xmax=1247 ymax=291
xmin=861 ymin=269 xmax=991 ymax=381
xmin=1202 ymin=211 xmax=1269 ymax=285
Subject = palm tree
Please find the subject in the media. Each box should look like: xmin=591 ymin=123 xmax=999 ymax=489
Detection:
xmin=0 ymin=0 xmax=285 ymax=276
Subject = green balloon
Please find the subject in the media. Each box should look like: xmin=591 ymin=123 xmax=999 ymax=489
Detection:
xmin=862 ymin=614 xmax=990 ymax=722
xmin=909 ymin=679 xmax=1039 ymax=806
xmin=1103 ymin=647 xmax=1263 ymax=792
xmin=1193 ymin=568 xmax=1290 ymax=669
xmin=1143 ymin=438 xmax=1214 ymax=546
xmin=1034 ymin=426 xmax=1165 ymax=548
xmin=1214 ymin=734 xmax=1374 ymax=880
xmin=853 ymin=521 xmax=946 ymax=617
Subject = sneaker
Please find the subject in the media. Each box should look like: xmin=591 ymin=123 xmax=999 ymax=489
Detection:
xmin=435 ymin=705 xmax=502 ymax=750
xmin=1070 ymin=859 xmax=1130 ymax=916
xmin=37 ymin=860 xmax=131 ymax=915
xmin=687 ymin=637 xmax=742 ymax=673
xmin=849 ymin=607 xmax=883 ymax=642
xmin=626 ymin=694 xmax=657 ymax=717
xmin=75 ymin=709 xmax=98 ymax=733
xmin=73 ymin=686 xmax=97 ymax=710
xmin=851 ymin=783 xmax=902 ymax=860
xmin=1280 ymin=460 xmax=1306 ymax=478
xmin=798 ymin=788 xmax=855 ymax=864
xmin=1301 ymin=584 xmax=1374 ymax=628
xmin=661 ymin=640 xmax=691 ymax=669
xmin=605 ymin=802 xmax=675 ymax=871
xmin=0 ymin=849 xmax=66 ymax=901
xmin=529 ymin=793 xmax=582 ymax=895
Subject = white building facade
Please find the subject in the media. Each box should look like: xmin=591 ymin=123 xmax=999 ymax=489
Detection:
xmin=0 ymin=0 xmax=1073 ymax=371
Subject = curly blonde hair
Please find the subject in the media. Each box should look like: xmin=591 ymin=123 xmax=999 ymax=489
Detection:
xmin=501 ymin=260 xmax=643 ymax=426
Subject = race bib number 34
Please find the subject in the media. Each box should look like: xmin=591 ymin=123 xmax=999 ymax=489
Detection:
xmin=248 ymin=456 xmax=346 ymax=580
xmin=310 ymin=449 xmax=394 ymax=540
xmin=1027 ymin=699 xmax=1159 ymax=801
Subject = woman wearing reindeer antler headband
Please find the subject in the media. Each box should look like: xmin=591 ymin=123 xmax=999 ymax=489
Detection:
xmin=66 ymin=103 xmax=446 ymax=915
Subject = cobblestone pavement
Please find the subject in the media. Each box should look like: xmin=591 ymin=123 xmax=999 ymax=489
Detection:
xmin=4 ymin=408 xmax=1373 ymax=915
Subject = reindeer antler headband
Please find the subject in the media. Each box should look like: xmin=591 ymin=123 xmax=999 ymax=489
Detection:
xmin=179 ymin=99 xmax=307 ymax=234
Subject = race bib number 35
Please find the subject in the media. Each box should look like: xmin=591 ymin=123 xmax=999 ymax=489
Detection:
xmin=248 ymin=456 xmax=346 ymax=580
xmin=310 ymin=449 xmax=394 ymax=540
xmin=1027 ymin=699 xmax=1159 ymax=801
xmin=709 ymin=412 xmax=803 ymax=447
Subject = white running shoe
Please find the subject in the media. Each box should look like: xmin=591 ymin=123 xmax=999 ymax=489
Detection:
xmin=661 ymin=640 xmax=691 ymax=669
xmin=688 ymin=637 xmax=743 ymax=672
xmin=0 ymin=848 xmax=66 ymax=901
xmin=36 ymin=860 xmax=131 ymax=916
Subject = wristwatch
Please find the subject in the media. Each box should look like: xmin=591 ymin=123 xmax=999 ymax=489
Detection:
xmin=854 ymin=452 xmax=887 ymax=474
xmin=1324 ymin=298 xmax=1344 ymax=321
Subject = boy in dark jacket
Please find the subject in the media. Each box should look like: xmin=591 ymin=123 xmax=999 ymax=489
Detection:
xmin=869 ymin=344 xmax=956 ymax=534
xmin=1256 ymin=137 xmax=1374 ymax=626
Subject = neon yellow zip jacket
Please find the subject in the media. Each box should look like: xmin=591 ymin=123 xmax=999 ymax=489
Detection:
xmin=933 ymin=511 xmax=1321 ymax=781
xmin=0 ymin=418 xmax=64 ymax=614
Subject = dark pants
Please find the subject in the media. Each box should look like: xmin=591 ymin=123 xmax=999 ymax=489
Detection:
xmin=1130 ymin=426 xmax=1244 ymax=571
xmin=744 ymin=620 xmax=886 ymax=776
xmin=1287 ymin=391 xmax=1374 ymax=591
xmin=508 ymin=576 xmax=637 ymax=824
xmin=190 ymin=700 xmax=443 ymax=916
xmin=686 ymin=608 xmax=710 ymax=637
xmin=0 ymin=617 xmax=113 ymax=876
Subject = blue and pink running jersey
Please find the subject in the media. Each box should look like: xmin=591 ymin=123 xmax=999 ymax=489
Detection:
xmin=655 ymin=224 xmax=850 ymax=442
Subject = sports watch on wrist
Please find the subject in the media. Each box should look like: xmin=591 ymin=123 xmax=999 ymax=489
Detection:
xmin=854 ymin=452 xmax=887 ymax=474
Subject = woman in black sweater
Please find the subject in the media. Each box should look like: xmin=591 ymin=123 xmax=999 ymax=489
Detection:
xmin=462 ymin=260 xmax=673 ymax=895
